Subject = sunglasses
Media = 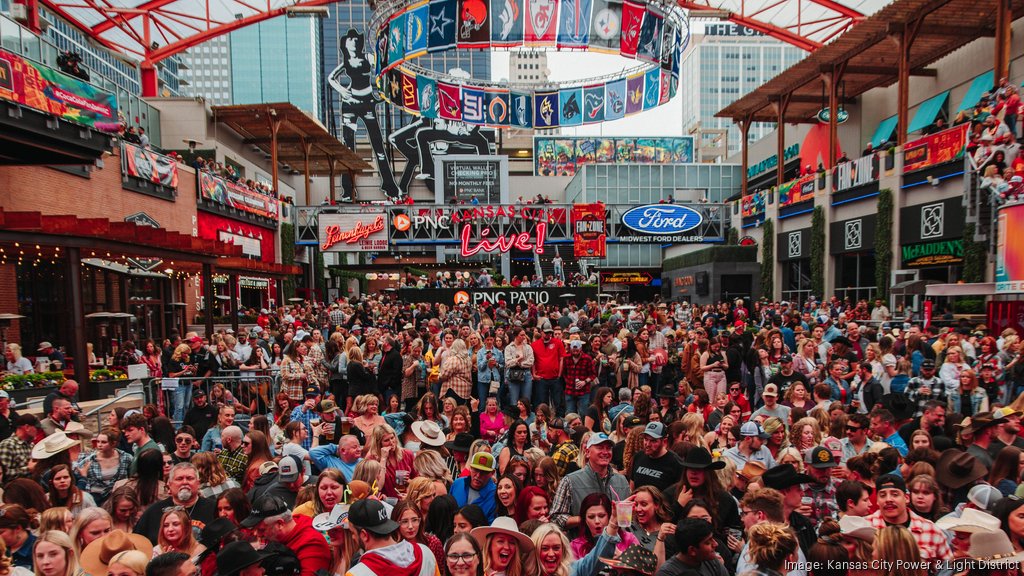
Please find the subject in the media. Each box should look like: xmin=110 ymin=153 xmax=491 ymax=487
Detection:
xmin=175 ymin=437 xmax=193 ymax=444
xmin=846 ymin=426 xmax=861 ymax=432
xmin=730 ymin=388 xmax=741 ymax=392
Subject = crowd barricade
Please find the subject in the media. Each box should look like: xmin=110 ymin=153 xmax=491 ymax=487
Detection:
xmin=145 ymin=371 xmax=280 ymax=426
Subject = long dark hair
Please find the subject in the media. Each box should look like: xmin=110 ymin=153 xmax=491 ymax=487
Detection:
xmin=217 ymin=488 xmax=251 ymax=526
xmin=426 ymin=495 xmax=459 ymax=543
xmin=495 ymin=473 xmax=524 ymax=519
xmin=507 ymin=419 xmax=533 ymax=452
xmin=576 ymin=493 xmax=612 ymax=554
xmin=134 ymin=449 xmax=165 ymax=507
xmin=392 ymin=500 xmax=429 ymax=546
xmin=46 ymin=464 xmax=86 ymax=509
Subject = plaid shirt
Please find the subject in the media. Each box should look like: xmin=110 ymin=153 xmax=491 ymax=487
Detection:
xmin=562 ymin=352 xmax=596 ymax=396
xmin=280 ymin=356 xmax=306 ymax=401
xmin=0 ymin=436 xmax=31 ymax=479
xmin=866 ymin=509 xmax=953 ymax=563
xmin=439 ymin=355 xmax=473 ymax=400
xmin=802 ymin=479 xmax=839 ymax=526
xmin=218 ymin=444 xmax=248 ymax=481
xmin=907 ymin=376 xmax=945 ymax=416
xmin=79 ymin=449 xmax=133 ymax=497
xmin=551 ymin=441 xmax=580 ymax=477
xmin=289 ymin=405 xmax=317 ymax=450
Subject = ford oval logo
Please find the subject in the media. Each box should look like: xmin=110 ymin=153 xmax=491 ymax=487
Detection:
xmin=621 ymin=204 xmax=703 ymax=235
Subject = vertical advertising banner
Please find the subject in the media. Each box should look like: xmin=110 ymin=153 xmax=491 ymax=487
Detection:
xmin=571 ymin=203 xmax=607 ymax=258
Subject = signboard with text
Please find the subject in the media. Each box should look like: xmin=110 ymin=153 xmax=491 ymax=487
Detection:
xmin=778 ymin=173 xmax=816 ymax=207
xmin=903 ymin=124 xmax=969 ymax=173
xmin=435 ymin=155 xmax=508 ymax=204
xmin=318 ymin=212 xmax=389 ymax=252
xmin=198 ymin=171 xmax=279 ymax=221
xmin=601 ymin=271 xmax=654 ymax=285
xmin=901 ymin=240 xmax=963 ymax=267
xmin=571 ymin=203 xmax=607 ymax=258
xmin=399 ymin=286 xmax=598 ymax=306
xmin=617 ymin=204 xmax=709 ymax=243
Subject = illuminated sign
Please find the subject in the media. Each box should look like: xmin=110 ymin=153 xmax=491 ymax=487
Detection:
xmin=601 ymin=271 xmax=654 ymax=285
xmin=318 ymin=213 xmax=389 ymax=252
xmin=460 ymin=223 xmax=547 ymax=257
xmin=622 ymin=204 xmax=703 ymax=235
xmin=816 ymin=108 xmax=849 ymax=124
xmin=901 ymin=240 xmax=963 ymax=267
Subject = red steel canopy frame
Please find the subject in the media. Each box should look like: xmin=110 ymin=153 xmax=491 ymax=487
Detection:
xmin=28 ymin=0 xmax=869 ymax=97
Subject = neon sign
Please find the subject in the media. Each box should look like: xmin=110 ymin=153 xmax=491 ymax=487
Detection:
xmin=460 ymin=223 xmax=548 ymax=257
xmin=321 ymin=215 xmax=386 ymax=251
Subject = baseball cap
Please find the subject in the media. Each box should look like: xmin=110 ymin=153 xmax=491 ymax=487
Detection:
xmin=968 ymin=484 xmax=1004 ymax=512
xmin=13 ymin=414 xmax=38 ymax=428
xmin=348 ymin=499 xmax=399 ymax=535
xmin=469 ymin=452 xmax=496 ymax=473
xmin=0 ymin=390 xmax=10 ymax=400
xmin=876 ymin=474 xmax=908 ymax=493
xmin=739 ymin=421 xmax=770 ymax=439
xmin=586 ymin=433 xmax=614 ymax=449
xmin=240 ymin=495 xmax=290 ymax=527
xmin=188 ymin=336 xmax=203 ymax=344
xmin=192 ymin=387 xmax=207 ymax=398
xmin=277 ymin=455 xmax=302 ymax=483
xmin=543 ymin=326 xmax=554 ymax=333
xmin=763 ymin=384 xmax=779 ymax=397
xmin=623 ymin=415 xmax=644 ymax=429
xmin=993 ymin=407 xmax=1021 ymax=421
xmin=805 ymin=446 xmax=838 ymax=469
xmin=304 ymin=386 xmax=320 ymax=398
xmin=294 ymin=330 xmax=309 ymax=341
xmin=780 ymin=355 xmax=793 ymax=363
xmin=642 ymin=422 xmax=665 ymax=439
xmin=548 ymin=418 xmax=567 ymax=430
xmin=569 ymin=340 xmax=583 ymax=350
xmin=921 ymin=359 xmax=936 ymax=369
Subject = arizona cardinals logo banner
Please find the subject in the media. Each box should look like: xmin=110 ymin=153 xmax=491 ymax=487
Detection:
xmin=462 ymin=87 xmax=487 ymax=124
xmin=604 ymin=79 xmax=626 ymax=121
xmin=511 ymin=92 xmax=533 ymax=128
xmin=458 ymin=0 xmax=492 ymax=47
xmin=583 ymin=85 xmax=605 ymax=122
xmin=559 ymin=88 xmax=583 ymax=126
xmin=427 ymin=0 xmax=458 ymax=51
xmin=438 ymin=82 xmax=463 ymax=120
xmin=636 ymin=6 xmax=662 ymax=63
xmin=485 ymin=89 xmax=511 ymax=126
xmin=405 ymin=1 xmax=430 ymax=57
xmin=400 ymin=70 xmax=420 ymax=112
xmin=557 ymin=0 xmax=592 ymax=48
xmin=387 ymin=14 xmax=407 ymax=67
xmin=534 ymin=91 xmax=559 ymax=128
xmin=417 ymin=76 xmax=439 ymax=118
xmin=491 ymin=0 xmax=524 ymax=46
xmin=625 ymin=73 xmax=644 ymax=115
xmin=620 ymin=0 xmax=644 ymax=57
xmin=642 ymin=67 xmax=659 ymax=110
xmin=525 ymin=0 xmax=558 ymax=45
xmin=588 ymin=0 xmax=620 ymax=53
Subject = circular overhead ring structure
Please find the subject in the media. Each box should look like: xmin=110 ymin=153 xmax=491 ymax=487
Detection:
xmin=27 ymin=0 xmax=884 ymax=97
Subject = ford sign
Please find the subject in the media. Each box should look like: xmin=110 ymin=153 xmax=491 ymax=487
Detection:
xmin=621 ymin=204 xmax=704 ymax=235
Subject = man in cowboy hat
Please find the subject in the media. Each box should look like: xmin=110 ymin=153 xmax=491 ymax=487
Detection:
xmin=551 ymin=433 xmax=630 ymax=530
xmin=762 ymin=464 xmax=817 ymax=555
xmin=216 ymin=542 xmax=272 ymax=576
xmin=630 ymin=422 xmax=685 ymax=493
xmin=345 ymin=499 xmax=438 ymax=576
xmin=655 ymin=519 xmax=725 ymax=576
xmin=964 ymin=413 xmax=998 ymax=469
xmin=310 ymin=434 xmax=362 ymax=481
xmin=866 ymin=474 xmax=953 ymax=564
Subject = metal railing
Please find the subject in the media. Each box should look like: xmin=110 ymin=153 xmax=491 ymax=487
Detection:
xmin=144 ymin=372 xmax=281 ymax=426
xmin=84 ymin=389 xmax=146 ymax=432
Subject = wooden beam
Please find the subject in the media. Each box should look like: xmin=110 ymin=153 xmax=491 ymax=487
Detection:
xmin=832 ymin=65 xmax=936 ymax=77
xmin=787 ymin=94 xmax=857 ymax=105
xmin=917 ymin=25 xmax=996 ymax=37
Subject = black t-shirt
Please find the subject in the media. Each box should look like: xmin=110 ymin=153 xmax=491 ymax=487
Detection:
xmin=768 ymin=370 xmax=808 ymax=397
xmin=134 ymin=496 xmax=217 ymax=544
xmin=183 ymin=403 xmax=219 ymax=442
xmin=631 ymin=450 xmax=685 ymax=494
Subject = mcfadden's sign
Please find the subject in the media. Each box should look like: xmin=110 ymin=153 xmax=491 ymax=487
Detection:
xmin=619 ymin=204 xmax=706 ymax=243
xmin=318 ymin=213 xmax=388 ymax=252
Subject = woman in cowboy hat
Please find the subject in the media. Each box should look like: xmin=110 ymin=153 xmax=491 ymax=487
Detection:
xmin=665 ymin=447 xmax=739 ymax=538
xmin=599 ymin=545 xmax=657 ymax=576
xmin=471 ymin=517 xmax=535 ymax=576
xmin=30 ymin=432 xmax=77 ymax=488
xmin=79 ymin=530 xmax=152 ymax=576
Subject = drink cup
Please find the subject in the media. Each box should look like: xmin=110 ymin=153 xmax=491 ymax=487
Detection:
xmin=340 ymin=417 xmax=351 ymax=434
xmin=615 ymin=500 xmax=633 ymax=528
xmin=310 ymin=417 xmax=321 ymax=427
xmin=396 ymin=469 xmax=410 ymax=487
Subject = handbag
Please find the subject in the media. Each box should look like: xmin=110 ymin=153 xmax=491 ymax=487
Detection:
xmin=508 ymin=367 xmax=528 ymax=383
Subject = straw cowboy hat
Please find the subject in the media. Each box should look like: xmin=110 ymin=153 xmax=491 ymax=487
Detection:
xmin=31 ymin=431 xmax=78 ymax=460
xmin=80 ymin=530 xmax=153 ymax=575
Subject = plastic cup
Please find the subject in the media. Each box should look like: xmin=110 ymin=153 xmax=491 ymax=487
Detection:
xmin=340 ymin=417 xmax=351 ymax=434
xmin=615 ymin=500 xmax=633 ymax=528
xmin=396 ymin=469 xmax=410 ymax=487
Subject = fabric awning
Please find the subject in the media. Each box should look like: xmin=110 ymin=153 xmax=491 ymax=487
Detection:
xmin=925 ymin=282 xmax=995 ymax=296
xmin=907 ymin=91 xmax=950 ymax=134
xmin=871 ymin=116 xmax=898 ymax=148
xmin=957 ymin=70 xmax=995 ymax=113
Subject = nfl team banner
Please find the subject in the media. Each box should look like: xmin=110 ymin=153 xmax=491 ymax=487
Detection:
xmin=122 ymin=142 xmax=179 ymax=188
xmin=198 ymin=171 xmax=280 ymax=221
xmin=571 ymin=203 xmax=607 ymax=258
xmin=902 ymin=124 xmax=970 ymax=173
xmin=0 ymin=48 xmax=118 ymax=132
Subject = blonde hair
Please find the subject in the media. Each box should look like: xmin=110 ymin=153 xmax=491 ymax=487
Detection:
xmin=405 ymin=477 xmax=438 ymax=509
xmin=483 ymin=532 xmax=525 ymax=576
xmin=412 ymin=451 xmax=452 ymax=485
xmin=681 ymin=413 xmax=708 ymax=448
xmin=68 ymin=507 xmax=112 ymax=558
xmin=777 ymin=447 xmax=805 ymax=472
xmin=529 ymin=523 xmax=571 ymax=576
xmin=5 ymin=344 xmax=22 ymax=360
xmin=32 ymin=531 xmax=78 ymax=576
xmin=107 ymin=550 xmax=150 ymax=576
xmin=348 ymin=347 xmax=364 ymax=364
xmin=747 ymin=523 xmax=798 ymax=571
xmin=351 ymin=459 xmax=383 ymax=486
xmin=39 ymin=508 xmax=70 ymax=534
xmin=366 ymin=424 xmax=403 ymax=463
xmin=192 ymin=451 xmax=229 ymax=487
xmin=352 ymin=394 xmax=377 ymax=415
xmin=171 ymin=344 xmax=191 ymax=362
xmin=874 ymin=526 xmax=925 ymax=576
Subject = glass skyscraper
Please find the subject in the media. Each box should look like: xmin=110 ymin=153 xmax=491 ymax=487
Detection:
xmin=231 ymin=17 xmax=323 ymax=119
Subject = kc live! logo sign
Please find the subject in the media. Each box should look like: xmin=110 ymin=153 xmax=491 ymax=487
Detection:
xmin=459 ymin=223 xmax=547 ymax=257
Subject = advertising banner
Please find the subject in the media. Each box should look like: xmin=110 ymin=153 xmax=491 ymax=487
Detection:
xmin=0 ymin=48 xmax=118 ymax=131
xmin=833 ymin=153 xmax=879 ymax=192
xmin=399 ymin=286 xmax=598 ymax=306
xmin=435 ymin=155 xmax=507 ymax=204
xmin=534 ymin=136 xmax=694 ymax=176
xmin=741 ymin=191 xmax=765 ymax=219
xmin=318 ymin=212 xmax=389 ymax=252
xmin=997 ymin=203 xmax=1024 ymax=293
xmin=778 ymin=173 xmax=816 ymax=207
xmin=121 ymin=142 xmax=179 ymax=188
xmin=571 ymin=203 xmax=607 ymax=258
xmin=198 ymin=171 xmax=280 ymax=221
xmin=617 ymin=203 xmax=708 ymax=243
xmin=902 ymin=124 xmax=970 ymax=173
xmin=600 ymin=271 xmax=653 ymax=285
xmin=901 ymin=240 xmax=964 ymax=267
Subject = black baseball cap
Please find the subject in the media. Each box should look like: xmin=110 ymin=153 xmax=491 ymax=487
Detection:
xmin=876 ymin=474 xmax=908 ymax=493
xmin=348 ymin=499 xmax=399 ymax=535
xmin=217 ymin=542 xmax=271 ymax=576
xmin=240 ymin=495 xmax=290 ymax=528
xmin=921 ymin=359 xmax=936 ymax=369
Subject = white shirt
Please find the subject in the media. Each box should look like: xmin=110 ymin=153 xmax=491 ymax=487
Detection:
xmin=6 ymin=358 xmax=33 ymax=374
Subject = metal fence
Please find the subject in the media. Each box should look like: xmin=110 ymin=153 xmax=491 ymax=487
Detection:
xmin=142 ymin=372 xmax=281 ymax=426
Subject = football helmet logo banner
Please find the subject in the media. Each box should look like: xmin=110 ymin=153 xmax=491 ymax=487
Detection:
xmin=588 ymin=0 xmax=620 ymax=52
xmin=604 ymin=79 xmax=626 ymax=121
xmin=534 ymin=91 xmax=559 ymax=128
xmin=458 ymin=0 xmax=491 ymax=47
xmin=583 ymin=85 xmax=605 ymax=122
xmin=511 ymin=92 xmax=533 ymax=128
xmin=485 ymin=90 xmax=511 ymax=126
xmin=438 ymin=82 xmax=463 ymax=120
xmin=559 ymin=88 xmax=583 ymax=126
xmin=636 ymin=7 xmax=662 ymax=63
xmin=405 ymin=2 xmax=430 ymax=56
xmin=427 ymin=0 xmax=457 ymax=51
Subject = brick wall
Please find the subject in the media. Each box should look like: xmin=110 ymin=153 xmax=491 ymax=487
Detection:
xmin=0 ymin=264 xmax=19 ymax=344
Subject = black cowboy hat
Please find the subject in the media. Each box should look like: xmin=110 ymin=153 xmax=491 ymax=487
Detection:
xmin=444 ymin=432 xmax=475 ymax=453
xmin=680 ymin=447 xmax=726 ymax=470
xmin=830 ymin=336 xmax=853 ymax=348
xmin=880 ymin=393 xmax=916 ymax=422
xmin=657 ymin=385 xmax=677 ymax=399
xmin=762 ymin=464 xmax=814 ymax=490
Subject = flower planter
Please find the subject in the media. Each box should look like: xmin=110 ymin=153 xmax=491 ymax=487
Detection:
xmin=8 ymin=385 xmax=56 ymax=406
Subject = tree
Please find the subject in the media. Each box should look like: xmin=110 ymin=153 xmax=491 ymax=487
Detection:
xmin=761 ymin=218 xmax=774 ymax=297
xmin=874 ymin=189 xmax=893 ymax=302
xmin=811 ymin=207 xmax=825 ymax=298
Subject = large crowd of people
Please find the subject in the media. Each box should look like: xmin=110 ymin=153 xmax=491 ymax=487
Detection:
xmin=4 ymin=292 xmax=1024 ymax=576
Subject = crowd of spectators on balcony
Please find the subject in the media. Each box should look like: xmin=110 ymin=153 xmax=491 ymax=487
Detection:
xmin=963 ymin=79 xmax=1024 ymax=203
xmin=189 ymin=156 xmax=295 ymax=204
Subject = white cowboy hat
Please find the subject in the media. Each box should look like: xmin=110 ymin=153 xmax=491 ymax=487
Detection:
xmin=411 ymin=420 xmax=446 ymax=447
xmin=312 ymin=504 xmax=350 ymax=532
xmin=936 ymin=507 xmax=1002 ymax=534
xmin=838 ymin=515 xmax=876 ymax=542
xmin=471 ymin=516 xmax=535 ymax=551
xmin=968 ymin=530 xmax=1024 ymax=565
xmin=31 ymin=431 xmax=78 ymax=460
xmin=63 ymin=421 xmax=94 ymax=438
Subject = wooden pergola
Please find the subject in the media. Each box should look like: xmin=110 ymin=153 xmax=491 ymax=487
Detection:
xmin=716 ymin=0 xmax=1024 ymax=194
xmin=213 ymin=104 xmax=371 ymax=204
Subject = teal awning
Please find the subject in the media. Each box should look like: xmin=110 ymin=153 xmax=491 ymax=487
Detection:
xmin=907 ymin=91 xmax=950 ymax=134
xmin=871 ymin=116 xmax=898 ymax=148
xmin=957 ymin=70 xmax=994 ymax=113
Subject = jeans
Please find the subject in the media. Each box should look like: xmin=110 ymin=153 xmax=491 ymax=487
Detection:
xmin=536 ymin=378 xmax=565 ymax=415
xmin=566 ymin=391 xmax=591 ymax=415
xmin=478 ymin=379 xmax=500 ymax=404
xmin=948 ymin=391 xmax=961 ymax=414
xmin=173 ymin=382 xmax=193 ymax=421
xmin=508 ymin=372 xmax=532 ymax=408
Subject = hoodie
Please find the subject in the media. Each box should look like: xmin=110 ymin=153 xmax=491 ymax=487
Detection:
xmin=346 ymin=540 xmax=439 ymax=576
xmin=280 ymin=514 xmax=332 ymax=576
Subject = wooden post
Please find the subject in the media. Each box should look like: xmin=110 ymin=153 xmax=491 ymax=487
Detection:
xmin=776 ymin=93 xmax=791 ymax=188
xmin=303 ymin=140 xmax=313 ymax=206
xmin=826 ymin=63 xmax=847 ymax=169
xmin=228 ymin=274 xmax=239 ymax=334
xmin=740 ymin=117 xmax=751 ymax=196
xmin=995 ymin=0 xmax=1011 ymax=83
xmin=328 ymin=158 xmax=337 ymax=204
xmin=66 ymin=247 xmax=89 ymax=397
xmin=269 ymin=114 xmax=282 ymax=195
xmin=895 ymin=23 xmax=921 ymax=146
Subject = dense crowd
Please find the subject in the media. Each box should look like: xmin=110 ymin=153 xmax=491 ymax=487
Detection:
xmin=3 ymin=292 xmax=1024 ymax=576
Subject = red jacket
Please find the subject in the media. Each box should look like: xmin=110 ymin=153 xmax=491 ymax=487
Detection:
xmin=280 ymin=514 xmax=331 ymax=576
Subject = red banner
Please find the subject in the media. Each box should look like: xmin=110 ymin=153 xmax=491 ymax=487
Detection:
xmin=778 ymin=173 xmax=816 ymax=207
xmin=197 ymin=171 xmax=279 ymax=221
xmin=121 ymin=142 xmax=179 ymax=188
xmin=571 ymin=203 xmax=607 ymax=258
xmin=902 ymin=124 xmax=969 ymax=173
